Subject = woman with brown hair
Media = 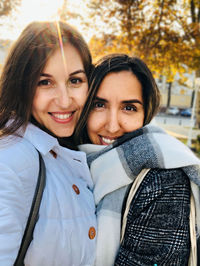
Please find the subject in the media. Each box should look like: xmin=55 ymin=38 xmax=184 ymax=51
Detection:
xmin=0 ymin=21 xmax=96 ymax=265
xmin=77 ymin=54 xmax=200 ymax=266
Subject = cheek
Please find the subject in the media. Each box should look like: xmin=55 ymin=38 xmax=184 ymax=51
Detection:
xmin=32 ymin=92 xmax=41 ymax=113
xmin=32 ymin=90 xmax=47 ymax=111
xmin=87 ymin=111 xmax=107 ymax=134
xmin=87 ymin=113 xmax=96 ymax=134
xmin=87 ymin=112 xmax=105 ymax=139
xmin=123 ymin=114 xmax=144 ymax=132
xmin=76 ymin=87 xmax=88 ymax=108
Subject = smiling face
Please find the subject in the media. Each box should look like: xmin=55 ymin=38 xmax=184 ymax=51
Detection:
xmin=87 ymin=71 xmax=145 ymax=145
xmin=32 ymin=43 xmax=88 ymax=137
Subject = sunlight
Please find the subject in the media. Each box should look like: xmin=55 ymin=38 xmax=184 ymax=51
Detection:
xmin=16 ymin=0 xmax=65 ymax=34
xmin=0 ymin=0 xmax=91 ymax=41
xmin=20 ymin=0 xmax=64 ymax=23
xmin=55 ymin=20 xmax=68 ymax=74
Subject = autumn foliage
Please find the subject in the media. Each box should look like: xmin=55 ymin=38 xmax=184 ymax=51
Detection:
xmin=87 ymin=0 xmax=200 ymax=82
xmin=0 ymin=0 xmax=21 ymax=17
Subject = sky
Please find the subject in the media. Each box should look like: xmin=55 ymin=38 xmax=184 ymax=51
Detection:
xmin=0 ymin=0 xmax=91 ymax=42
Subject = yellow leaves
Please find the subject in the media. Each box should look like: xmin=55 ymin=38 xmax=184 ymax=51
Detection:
xmin=86 ymin=0 xmax=200 ymax=83
xmin=0 ymin=0 xmax=21 ymax=17
xmin=89 ymin=34 xmax=136 ymax=62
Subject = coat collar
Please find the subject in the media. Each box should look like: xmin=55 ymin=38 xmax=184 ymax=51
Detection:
xmin=23 ymin=123 xmax=59 ymax=156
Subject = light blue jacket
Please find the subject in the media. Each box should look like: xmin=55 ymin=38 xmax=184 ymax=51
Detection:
xmin=0 ymin=123 xmax=97 ymax=266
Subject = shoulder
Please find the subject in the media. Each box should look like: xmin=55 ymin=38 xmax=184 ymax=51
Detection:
xmin=0 ymin=134 xmax=39 ymax=173
xmin=0 ymin=134 xmax=40 ymax=216
xmin=130 ymin=168 xmax=190 ymax=216
xmin=146 ymin=168 xmax=190 ymax=188
xmin=0 ymin=135 xmax=40 ymax=264
xmin=134 ymin=168 xmax=190 ymax=203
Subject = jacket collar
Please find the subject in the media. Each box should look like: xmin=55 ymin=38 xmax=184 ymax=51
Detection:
xmin=23 ymin=123 xmax=59 ymax=155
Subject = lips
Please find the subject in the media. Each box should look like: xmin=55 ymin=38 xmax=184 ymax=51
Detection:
xmin=99 ymin=135 xmax=118 ymax=145
xmin=49 ymin=112 xmax=75 ymax=123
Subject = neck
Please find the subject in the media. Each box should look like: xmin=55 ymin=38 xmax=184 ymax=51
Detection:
xmin=30 ymin=115 xmax=78 ymax=150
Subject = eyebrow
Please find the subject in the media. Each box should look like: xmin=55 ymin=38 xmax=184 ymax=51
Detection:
xmin=40 ymin=69 xmax=86 ymax=77
xmin=123 ymin=99 xmax=143 ymax=105
xmin=95 ymin=96 xmax=143 ymax=105
xmin=69 ymin=70 xmax=86 ymax=76
xmin=94 ymin=96 xmax=107 ymax=103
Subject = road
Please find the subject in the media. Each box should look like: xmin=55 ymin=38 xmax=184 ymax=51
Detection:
xmin=155 ymin=114 xmax=194 ymax=127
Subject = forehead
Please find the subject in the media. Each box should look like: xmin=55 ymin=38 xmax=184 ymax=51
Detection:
xmin=43 ymin=43 xmax=84 ymax=73
xmin=97 ymin=71 xmax=143 ymax=100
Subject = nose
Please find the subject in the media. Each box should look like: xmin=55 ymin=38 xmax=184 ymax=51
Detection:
xmin=55 ymin=84 xmax=72 ymax=108
xmin=105 ymin=110 xmax=121 ymax=134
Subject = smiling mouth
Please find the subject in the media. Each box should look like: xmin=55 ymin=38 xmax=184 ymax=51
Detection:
xmin=49 ymin=112 xmax=75 ymax=123
xmin=100 ymin=136 xmax=117 ymax=145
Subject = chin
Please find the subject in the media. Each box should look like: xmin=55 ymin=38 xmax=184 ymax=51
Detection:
xmin=58 ymin=133 xmax=73 ymax=138
xmin=51 ymin=130 xmax=73 ymax=138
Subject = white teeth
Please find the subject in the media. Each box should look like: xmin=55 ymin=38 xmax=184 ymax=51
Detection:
xmin=53 ymin=113 xmax=72 ymax=119
xmin=102 ymin=137 xmax=115 ymax=144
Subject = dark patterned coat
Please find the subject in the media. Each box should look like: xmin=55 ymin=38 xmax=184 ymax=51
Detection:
xmin=115 ymin=168 xmax=191 ymax=266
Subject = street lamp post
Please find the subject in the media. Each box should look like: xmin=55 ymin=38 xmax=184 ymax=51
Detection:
xmin=187 ymin=76 xmax=200 ymax=148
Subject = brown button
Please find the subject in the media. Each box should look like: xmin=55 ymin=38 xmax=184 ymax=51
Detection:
xmin=50 ymin=150 xmax=57 ymax=158
xmin=88 ymin=227 xmax=96 ymax=239
xmin=72 ymin=184 xmax=80 ymax=194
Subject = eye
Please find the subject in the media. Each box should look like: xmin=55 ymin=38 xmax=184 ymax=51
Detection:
xmin=70 ymin=78 xmax=82 ymax=84
xmin=93 ymin=101 xmax=105 ymax=109
xmin=68 ymin=77 xmax=83 ymax=87
xmin=37 ymin=79 xmax=51 ymax=87
xmin=123 ymin=104 xmax=137 ymax=112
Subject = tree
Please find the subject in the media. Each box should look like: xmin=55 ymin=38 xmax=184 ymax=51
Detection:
xmin=0 ymin=0 xmax=21 ymax=17
xmin=87 ymin=0 xmax=196 ymax=70
xmin=166 ymin=82 xmax=172 ymax=108
xmin=86 ymin=0 xmax=200 ymax=121
xmin=179 ymin=0 xmax=200 ymax=126
xmin=58 ymin=0 xmax=81 ymax=22
xmin=59 ymin=0 xmax=200 ymax=120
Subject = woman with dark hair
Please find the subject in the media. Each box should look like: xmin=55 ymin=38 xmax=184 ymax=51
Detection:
xmin=76 ymin=54 xmax=200 ymax=266
xmin=0 ymin=21 xmax=96 ymax=265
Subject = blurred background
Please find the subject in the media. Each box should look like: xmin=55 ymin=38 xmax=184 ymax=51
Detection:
xmin=0 ymin=0 xmax=200 ymax=154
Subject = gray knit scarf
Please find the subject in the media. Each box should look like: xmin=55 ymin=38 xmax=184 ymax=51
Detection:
xmin=79 ymin=125 xmax=200 ymax=266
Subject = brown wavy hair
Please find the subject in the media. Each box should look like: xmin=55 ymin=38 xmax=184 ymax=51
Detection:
xmin=0 ymin=20 xmax=92 ymax=137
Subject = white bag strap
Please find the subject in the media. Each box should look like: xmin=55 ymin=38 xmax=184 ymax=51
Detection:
xmin=188 ymin=188 xmax=197 ymax=266
xmin=121 ymin=168 xmax=150 ymax=243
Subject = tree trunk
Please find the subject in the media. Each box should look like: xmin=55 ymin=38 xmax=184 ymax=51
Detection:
xmin=166 ymin=82 xmax=172 ymax=108
xmin=191 ymin=89 xmax=195 ymax=108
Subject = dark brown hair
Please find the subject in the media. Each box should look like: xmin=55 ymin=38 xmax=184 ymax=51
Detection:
xmin=75 ymin=53 xmax=160 ymax=144
xmin=0 ymin=20 xmax=92 ymax=137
